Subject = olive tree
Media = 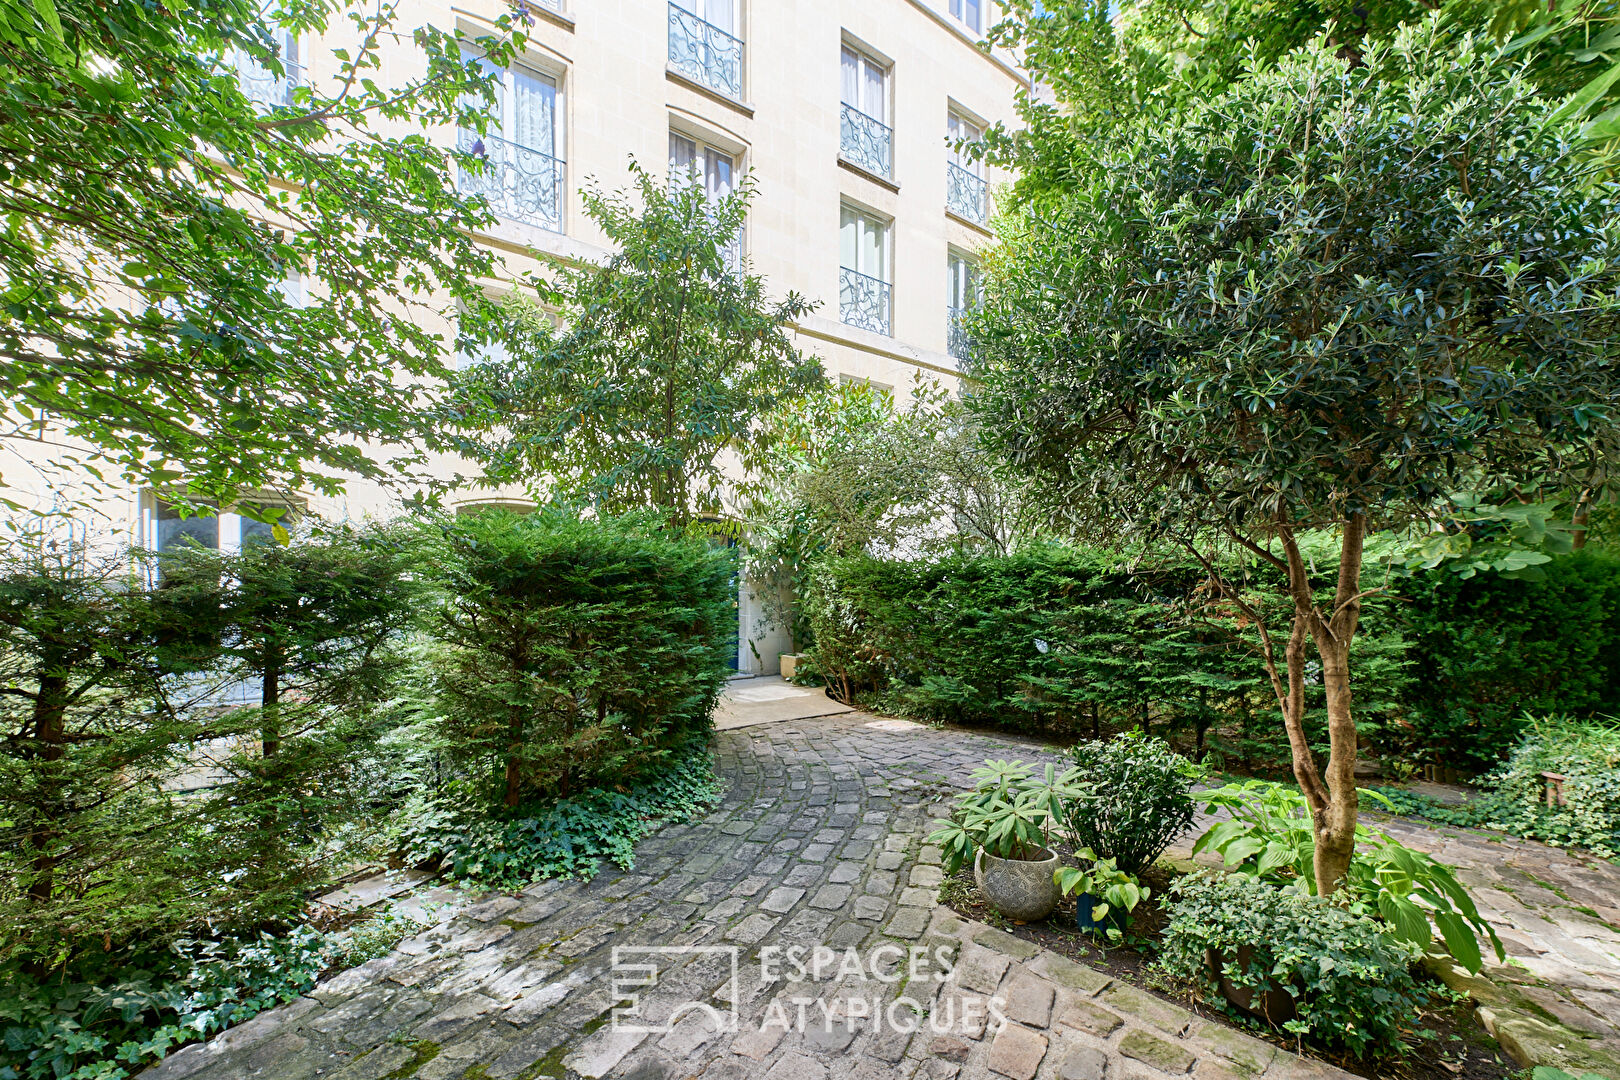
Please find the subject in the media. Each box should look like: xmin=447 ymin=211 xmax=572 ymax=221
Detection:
xmin=967 ymin=24 xmax=1620 ymax=891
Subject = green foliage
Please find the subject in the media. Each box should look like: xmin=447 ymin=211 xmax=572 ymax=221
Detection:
xmin=396 ymin=739 xmax=723 ymax=887
xmin=0 ymin=532 xmax=419 ymax=970
xmin=1397 ymin=552 xmax=1620 ymax=769
xmin=0 ymin=929 xmax=328 ymax=1080
xmin=0 ymin=0 xmax=524 ymax=507
xmin=1062 ymin=732 xmax=1203 ymax=874
xmin=1531 ymin=1067 xmax=1617 ymax=1080
xmin=452 ymin=163 xmax=823 ymax=527
xmin=1194 ymin=780 xmax=1503 ymax=971
xmin=428 ymin=509 xmax=735 ymax=806
xmin=928 ymin=760 xmax=1083 ymax=870
xmin=1053 ymin=850 xmax=1149 ymax=941
xmin=1160 ymin=871 xmax=1432 ymax=1059
xmin=1382 ymin=716 xmax=1620 ymax=858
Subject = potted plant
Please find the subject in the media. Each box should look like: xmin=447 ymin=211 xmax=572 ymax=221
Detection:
xmin=1053 ymin=849 xmax=1149 ymax=943
xmin=929 ymin=760 xmax=1081 ymax=922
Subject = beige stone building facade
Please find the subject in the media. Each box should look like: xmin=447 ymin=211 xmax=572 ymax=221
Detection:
xmin=1 ymin=0 xmax=1025 ymax=673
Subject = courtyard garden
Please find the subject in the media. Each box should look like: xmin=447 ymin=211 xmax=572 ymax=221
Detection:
xmin=6 ymin=0 xmax=1620 ymax=1078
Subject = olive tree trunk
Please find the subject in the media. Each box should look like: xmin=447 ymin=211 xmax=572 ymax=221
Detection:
xmin=1270 ymin=514 xmax=1367 ymax=895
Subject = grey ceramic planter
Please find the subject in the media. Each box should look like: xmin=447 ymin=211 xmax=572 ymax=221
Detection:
xmin=973 ymin=848 xmax=1060 ymax=922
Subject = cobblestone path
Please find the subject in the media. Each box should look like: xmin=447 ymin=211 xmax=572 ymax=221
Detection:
xmin=146 ymin=716 xmax=1378 ymax=1080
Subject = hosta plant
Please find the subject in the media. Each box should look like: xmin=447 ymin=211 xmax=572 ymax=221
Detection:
xmin=1053 ymin=848 xmax=1149 ymax=943
xmin=1194 ymin=780 xmax=1503 ymax=972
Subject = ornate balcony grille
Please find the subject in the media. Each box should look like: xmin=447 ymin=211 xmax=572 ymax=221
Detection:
xmin=517 ymin=0 xmax=563 ymax=13
xmin=946 ymin=162 xmax=987 ymax=225
xmin=948 ymin=305 xmax=973 ymax=362
xmin=840 ymin=267 xmax=891 ymax=337
xmin=457 ymin=128 xmax=565 ymax=234
xmin=668 ymin=3 xmax=743 ymax=100
xmin=238 ymin=56 xmax=303 ymax=108
xmin=840 ymin=104 xmax=893 ymax=179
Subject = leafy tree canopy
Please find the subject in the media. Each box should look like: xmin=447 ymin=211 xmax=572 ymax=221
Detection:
xmin=0 ymin=0 xmax=523 ymax=514
xmin=984 ymin=0 xmax=1620 ymax=207
xmin=966 ymin=23 xmax=1620 ymax=888
xmin=451 ymin=163 xmax=824 ymax=528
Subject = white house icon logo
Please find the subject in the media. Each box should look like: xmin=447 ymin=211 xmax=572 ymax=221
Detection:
xmin=610 ymin=945 xmax=741 ymax=1034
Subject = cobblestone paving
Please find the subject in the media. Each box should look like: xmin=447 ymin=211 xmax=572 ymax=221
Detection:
xmin=147 ymin=715 xmax=1354 ymax=1080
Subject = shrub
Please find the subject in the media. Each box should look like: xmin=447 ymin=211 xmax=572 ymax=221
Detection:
xmin=396 ymin=739 xmax=723 ymax=886
xmin=1062 ymin=731 xmax=1203 ymax=874
xmin=1399 ymin=551 xmax=1620 ymax=770
xmin=1160 ymin=872 xmax=1431 ymax=1060
xmin=428 ymin=509 xmax=735 ymax=806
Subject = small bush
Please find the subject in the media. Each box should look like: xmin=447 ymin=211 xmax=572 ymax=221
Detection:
xmin=1160 ymin=872 xmax=1430 ymax=1060
xmin=397 ymin=739 xmax=724 ymax=887
xmin=429 ymin=509 xmax=735 ymax=806
xmin=1063 ymin=731 xmax=1202 ymax=874
xmin=1370 ymin=717 xmax=1620 ymax=859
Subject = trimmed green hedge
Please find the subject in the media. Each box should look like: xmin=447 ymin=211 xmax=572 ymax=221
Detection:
xmin=1399 ymin=550 xmax=1620 ymax=769
xmin=430 ymin=509 xmax=736 ymax=804
xmin=802 ymin=544 xmax=1620 ymax=770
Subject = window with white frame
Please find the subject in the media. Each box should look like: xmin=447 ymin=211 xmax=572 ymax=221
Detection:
xmin=946 ymin=110 xmax=988 ymax=224
xmin=236 ymin=25 xmax=301 ymax=108
xmin=670 ymin=131 xmax=743 ymax=266
xmin=948 ymin=0 xmax=985 ymax=34
xmin=840 ymin=204 xmax=891 ymax=336
xmin=839 ymin=44 xmax=892 ymax=178
xmin=457 ymin=52 xmax=564 ymax=233
xmin=947 ymin=250 xmax=978 ymax=360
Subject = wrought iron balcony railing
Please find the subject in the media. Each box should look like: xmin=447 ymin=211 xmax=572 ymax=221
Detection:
xmin=668 ymin=3 xmax=743 ymax=100
xmin=946 ymin=162 xmax=987 ymax=225
xmin=840 ymin=103 xmax=893 ymax=179
xmin=840 ymin=267 xmax=892 ymax=337
xmin=947 ymin=305 xmax=972 ymax=362
xmin=456 ymin=128 xmax=565 ymax=234
xmin=238 ymin=55 xmax=304 ymax=108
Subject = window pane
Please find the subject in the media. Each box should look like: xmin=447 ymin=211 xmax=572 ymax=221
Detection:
xmin=708 ymin=148 xmax=733 ymax=197
xmin=863 ymin=57 xmax=884 ymax=116
xmin=840 ymin=207 xmax=858 ymax=268
xmin=701 ymin=0 xmax=733 ymax=34
xmin=670 ymin=132 xmax=697 ymax=185
xmin=841 ymin=46 xmax=858 ymax=107
xmin=510 ymin=67 xmax=556 ymax=153
xmin=965 ymin=0 xmax=981 ymax=32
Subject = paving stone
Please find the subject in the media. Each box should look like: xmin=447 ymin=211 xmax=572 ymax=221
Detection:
xmin=900 ymin=887 xmax=936 ymax=907
xmin=855 ymin=895 xmax=890 ymax=921
xmin=762 ymin=1050 xmax=829 ymax=1080
xmin=801 ymin=843 xmax=835 ymax=862
xmin=802 ymin=1017 xmax=859 ymax=1053
xmin=973 ymin=928 xmax=1042 ymax=962
xmin=1100 ymin=984 xmax=1192 ymax=1037
xmin=732 ymin=1017 xmax=790 ymax=1060
xmin=830 ymin=861 xmax=864 ymax=884
xmin=877 ymin=851 xmax=907 ymax=871
xmin=809 ymin=884 xmax=853 ymax=910
xmin=930 ymin=1034 xmax=972 ymax=1062
xmin=1060 ymin=1046 xmax=1110 ymax=1080
xmin=911 ymin=865 xmax=945 ymax=888
xmin=563 ymin=1026 xmax=650 ymax=1078
xmin=866 ymin=870 xmax=900 ymax=895
xmin=331 ymin=1044 xmax=417 ymax=1080
xmin=762 ymin=887 xmax=807 ymax=914
xmin=887 ymin=907 xmax=931 ymax=940
xmin=1119 ymin=1029 xmax=1195 ymax=1074
xmin=987 ymin=1023 xmax=1048 ymax=1080
xmin=1002 ymin=974 xmax=1056 ymax=1028
xmin=955 ymin=947 xmax=1013 ymax=995
xmin=726 ymin=913 xmax=780 ymax=943
xmin=1033 ymin=953 xmax=1112 ymax=996
xmin=1057 ymin=1001 xmax=1125 ymax=1038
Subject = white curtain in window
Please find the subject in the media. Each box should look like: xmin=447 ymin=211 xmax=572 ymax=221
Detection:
xmin=841 ymin=46 xmax=884 ymax=118
xmin=948 ymin=113 xmax=982 ymax=172
xmin=948 ymin=253 xmax=976 ymax=308
xmin=459 ymin=50 xmax=502 ymax=130
xmin=511 ymin=67 xmax=556 ymax=154
xmin=841 ymin=207 xmax=888 ymax=281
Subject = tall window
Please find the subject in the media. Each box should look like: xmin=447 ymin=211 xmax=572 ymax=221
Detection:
xmin=840 ymin=44 xmax=892 ymax=179
xmin=840 ymin=205 xmax=891 ymax=336
xmin=669 ymin=0 xmax=743 ymax=99
xmin=947 ymin=251 xmax=978 ymax=360
xmin=236 ymin=25 xmax=301 ymax=108
xmin=457 ymin=53 xmax=564 ymax=233
xmin=948 ymin=0 xmax=984 ymax=34
xmin=946 ymin=111 xmax=987 ymax=224
xmin=670 ymin=132 xmax=742 ymax=267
